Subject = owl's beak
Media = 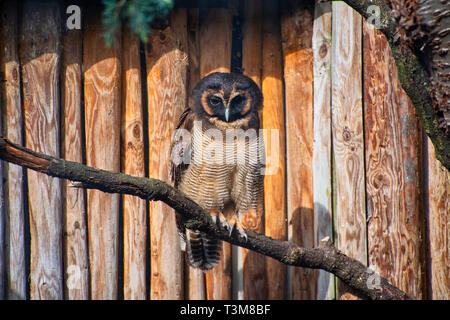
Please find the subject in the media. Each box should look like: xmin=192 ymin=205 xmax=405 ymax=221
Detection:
xmin=224 ymin=108 xmax=230 ymax=122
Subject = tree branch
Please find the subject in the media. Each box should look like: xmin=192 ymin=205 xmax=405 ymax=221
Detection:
xmin=329 ymin=0 xmax=450 ymax=171
xmin=0 ymin=137 xmax=412 ymax=300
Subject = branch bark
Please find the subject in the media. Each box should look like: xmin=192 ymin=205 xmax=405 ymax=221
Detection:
xmin=329 ymin=0 xmax=450 ymax=171
xmin=0 ymin=137 xmax=412 ymax=300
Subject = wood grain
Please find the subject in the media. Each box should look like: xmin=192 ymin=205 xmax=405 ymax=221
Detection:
xmin=331 ymin=2 xmax=366 ymax=299
xmin=146 ymin=8 xmax=188 ymax=300
xmin=199 ymin=6 xmax=233 ymax=300
xmin=363 ymin=21 xmax=424 ymax=299
xmin=83 ymin=6 xmax=121 ymax=300
xmin=235 ymin=0 xmax=267 ymax=300
xmin=396 ymin=62 xmax=424 ymax=299
xmin=281 ymin=0 xmax=316 ymax=300
xmin=427 ymin=138 xmax=450 ymax=299
xmin=61 ymin=22 xmax=89 ymax=301
xmin=121 ymin=28 xmax=147 ymax=300
xmin=0 ymin=0 xmax=27 ymax=300
xmin=312 ymin=1 xmax=334 ymax=300
xmin=185 ymin=7 xmax=206 ymax=300
xmin=199 ymin=7 xmax=232 ymax=76
xmin=261 ymin=0 xmax=285 ymax=300
xmin=20 ymin=0 xmax=63 ymax=300
xmin=242 ymin=0 xmax=262 ymax=86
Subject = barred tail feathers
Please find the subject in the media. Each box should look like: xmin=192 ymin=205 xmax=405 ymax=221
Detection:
xmin=185 ymin=229 xmax=221 ymax=271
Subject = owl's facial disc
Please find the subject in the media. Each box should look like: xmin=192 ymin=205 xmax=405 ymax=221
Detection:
xmin=203 ymin=88 xmax=250 ymax=123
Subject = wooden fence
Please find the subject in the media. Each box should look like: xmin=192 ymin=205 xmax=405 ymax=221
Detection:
xmin=0 ymin=0 xmax=448 ymax=300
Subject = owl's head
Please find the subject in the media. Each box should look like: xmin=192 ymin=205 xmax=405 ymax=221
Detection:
xmin=191 ymin=72 xmax=262 ymax=123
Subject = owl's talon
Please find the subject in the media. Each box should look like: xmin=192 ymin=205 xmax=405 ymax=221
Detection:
xmin=220 ymin=218 xmax=231 ymax=231
xmin=230 ymin=221 xmax=248 ymax=241
xmin=236 ymin=226 xmax=248 ymax=241
xmin=210 ymin=212 xmax=230 ymax=231
xmin=217 ymin=215 xmax=231 ymax=231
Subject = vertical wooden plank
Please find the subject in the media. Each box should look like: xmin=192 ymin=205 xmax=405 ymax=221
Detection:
xmin=281 ymin=0 xmax=316 ymax=300
xmin=234 ymin=0 xmax=267 ymax=300
xmin=260 ymin=0 xmax=285 ymax=300
xmin=199 ymin=7 xmax=233 ymax=76
xmin=331 ymin=2 xmax=366 ymax=299
xmin=121 ymin=27 xmax=147 ymax=300
xmin=427 ymin=138 xmax=450 ymax=299
xmin=185 ymin=7 xmax=206 ymax=300
xmin=396 ymin=70 xmax=424 ymax=299
xmin=199 ymin=5 xmax=233 ymax=300
xmin=146 ymin=9 xmax=187 ymax=300
xmin=61 ymin=13 xmax=89 ymax=300
xmin=187 ymin=8 xmax=201 ymax=89
xmin=230 ymin=0 xmax=243 ymax=300
xmin=20 ymin=0 xmax=63 ymax=299
xmin=312 ymin=1 xmax=334 ymax=300
xmin=242 ymin=0 xmax=262 ymax=85
xmin=83 ymin=6 xmax=121 ymax=300
xmin=363 ymin=21 xmax=424 ymax=299
xmin=0 ymin=0 xmax=27 ymax=300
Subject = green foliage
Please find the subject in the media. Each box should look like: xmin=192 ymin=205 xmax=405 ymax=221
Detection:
xmin=102 ymin=0 xmax=174 ymax=46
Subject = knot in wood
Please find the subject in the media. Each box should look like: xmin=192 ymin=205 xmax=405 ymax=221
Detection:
xmin=319 ymin=43 xmax=328 ymax=58
xmin=342 ymin=126 xmax=352 ymax=142
xmin=133 ymin=124 xmax=141 ymax=139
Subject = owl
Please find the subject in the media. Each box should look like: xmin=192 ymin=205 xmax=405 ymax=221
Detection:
xmin=170 ymin=72 xmax=265 ymax=271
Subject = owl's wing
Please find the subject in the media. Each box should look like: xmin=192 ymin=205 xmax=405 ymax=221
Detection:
xmin=169 ymin=107 xmax=194 ymax=188
xmin=170 ymin=108 xmax=195 ymax=251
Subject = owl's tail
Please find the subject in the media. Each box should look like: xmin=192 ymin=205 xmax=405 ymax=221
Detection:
xmin=185 ymin=229 xmax=221 ymax=271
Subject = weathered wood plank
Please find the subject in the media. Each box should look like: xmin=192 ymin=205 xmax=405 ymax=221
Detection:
xmin=199 ymin=7 xmax=232 ymax=76
xmin=260 ymin=0 xmax=285 ymax=300
xmin=427 ymin=138 xmax=450 ymax=299
xmin=121 ymin=27 xmax=147 ymax=300
xmin=281 ymin=0 xmax=316 ymax=300
xmin=242 ymin=0 xmax=262 ymax=86
xmin=363 ymin=21 xmax=424 ymax=299
xmin=185 ymin=7 xmax=206 ymax=300
xmin=20 ymin=0 xmax=63 ymax=299
xmin=331 ymin=2 xmax=366 ymax=299
xmin=146 ymin=9 xmax=188 ymax=300
xmin=61 ymin=16 xmax=89 ymax=300
xmin=396 ymin=64 xmax=424 ymax=299
xmin=83 ymin=6 xmax=121 ymax=299
xmin=187 ymin=8 xmax=201 ymax=89
xmin=234 ymin=0 xmax=267 ymax=300
xmin=0 ymin=0 xmax=27 ymax=300
xmin=312 ymin=1 xmax=334 ymax=300
xmin=199 ymin=5 xmax=233 ymax=300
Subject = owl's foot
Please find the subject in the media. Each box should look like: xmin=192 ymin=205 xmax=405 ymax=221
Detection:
xmin=227 ymin=215 xmax=248 ymax=241
xmin=210 ymin=211 xmax=231 ymax=232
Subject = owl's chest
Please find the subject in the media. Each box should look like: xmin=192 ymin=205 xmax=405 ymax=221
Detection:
xmin=178 ymin=128 xmax=261 ymax=210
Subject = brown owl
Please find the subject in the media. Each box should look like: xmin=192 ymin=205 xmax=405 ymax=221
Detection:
xmin=170 ymin=72 xmax=265 ymax=271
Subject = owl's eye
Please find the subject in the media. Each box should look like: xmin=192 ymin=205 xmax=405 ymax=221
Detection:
xmin=209 ymin=96 xmax=222 ymax=106
xmin=231 ymin=95 xmax=245 ymax=106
